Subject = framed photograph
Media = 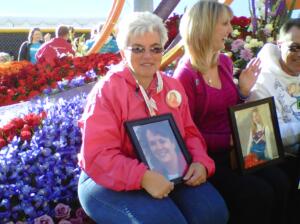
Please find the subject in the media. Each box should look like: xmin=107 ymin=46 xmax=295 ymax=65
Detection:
xmin=229 ymin=97 xmax=284 ymax=174
xmin=125 ymin=113 xmax=192 ymax=184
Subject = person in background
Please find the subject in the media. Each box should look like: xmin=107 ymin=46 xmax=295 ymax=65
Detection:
xmin=173 ymin=1 xmax=290 ymax=224
xmin=18 ymin=27 xmax=51 ymax=63
xmin=247 ymin=17 xmax=300 ymax=224
xmin=77 ymin=11 xmax=228 ymax=224
xmin=85 ymin=23 xmax=119 ymax=54
xmin=35 ymin=25 xmax=75 ymax=64
xmin=68 ymin=26 xmax=76 ymax=43
xmin=0 ymin=52 xmax=13 ymax=63
xmin=85 ymin=24 xmax=102 ymax=51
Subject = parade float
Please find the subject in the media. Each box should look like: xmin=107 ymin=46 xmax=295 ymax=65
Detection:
xmin=0 ymin=0 xmax=298 ymax=222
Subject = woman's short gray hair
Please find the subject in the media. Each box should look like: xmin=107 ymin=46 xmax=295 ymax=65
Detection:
xmin=116 ymin=11 xmax=168 ymax=50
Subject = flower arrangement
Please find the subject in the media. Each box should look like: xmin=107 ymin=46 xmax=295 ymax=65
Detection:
xmin=0 ymin=112 xmax=46 ymax=149
xmin=224 ymin=0 xmax=296 ymax=76
xmin=0 ymin=53 xmax=121 ymax=107
xmin=0 ymin=94 xmax=94 ymax=223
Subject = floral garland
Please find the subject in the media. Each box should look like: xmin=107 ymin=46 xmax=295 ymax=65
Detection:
xmin=0 ymin=112 xmax=46 ymax=149
xmin=0 ymin=94 xmax=92 ymax=223
xmin=0 ymin=53 xmax=121 ymax=107
xmin=224 ymin=0 xmax=295 ymax=76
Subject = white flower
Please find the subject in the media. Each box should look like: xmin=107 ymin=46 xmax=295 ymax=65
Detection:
xmin=245 ymin=35 xmax=252 ymax=42
xmin=244 ymin=43 xmax=251 ymax=49
xmin=231 ymin=29 xmax=241 ymax=38
xmin=248 ymin=39 xmax=263 ymax=48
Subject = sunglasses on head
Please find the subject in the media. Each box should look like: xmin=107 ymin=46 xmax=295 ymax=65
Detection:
xmin=126 ymin=45 xmax=164 ymax=54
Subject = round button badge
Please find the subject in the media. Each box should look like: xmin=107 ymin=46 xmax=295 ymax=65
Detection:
xmin=166 ymin=90 xmax=182 ymax=108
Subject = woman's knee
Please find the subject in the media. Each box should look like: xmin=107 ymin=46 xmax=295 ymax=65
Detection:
xmin=173 ymin=182 xmax=229 ymax=224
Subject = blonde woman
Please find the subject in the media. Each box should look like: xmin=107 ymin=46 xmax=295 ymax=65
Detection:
xmin=174 ymin=1 xmax=290 ymax=224
xmin=246 ymin=108 xmax=273 ymax=160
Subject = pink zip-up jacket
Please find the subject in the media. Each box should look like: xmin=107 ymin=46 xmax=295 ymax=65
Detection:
xmin=78 ymin=63 xmax=215 ymax=191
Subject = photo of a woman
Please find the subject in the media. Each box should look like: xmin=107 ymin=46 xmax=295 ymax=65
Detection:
xmin=246 ymin=108 xmax=273 ymax=161
xmin=135 ymin=120 xmax=188 ymax=181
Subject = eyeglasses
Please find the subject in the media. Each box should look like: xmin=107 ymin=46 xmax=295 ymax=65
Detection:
xmin=288 ymin=44 xmax=300 ymax=53
xmin=126 ymin=46 xmax=164 ymax=54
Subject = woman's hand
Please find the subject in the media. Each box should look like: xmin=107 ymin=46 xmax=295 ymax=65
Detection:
xmin=238 ymin=57 xmax=261 ymax=97
xmin=183 ymin=162 xmax=207 ymax=186
xmin=141 ymin=170 xmax=174 ymax=199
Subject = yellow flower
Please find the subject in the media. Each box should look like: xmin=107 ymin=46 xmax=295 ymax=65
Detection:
xmin=265 ymin=24 xmax=273 ymax=32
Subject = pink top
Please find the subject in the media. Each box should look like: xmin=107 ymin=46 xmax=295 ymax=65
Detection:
xmin=36 ymin=37 xmax=75 ymax=64
xmin=173 ymin=54 xmax=239 ymax=152
xmin=78 ymin=62 xmax=215 ymax=191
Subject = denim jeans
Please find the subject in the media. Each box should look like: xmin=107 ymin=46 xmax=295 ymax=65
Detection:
xmin=78 ymin=171 xmax=228 ymax=224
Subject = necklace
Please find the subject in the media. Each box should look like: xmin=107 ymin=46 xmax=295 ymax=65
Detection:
xmin=207 ymin=78 xmax=212 ymax=86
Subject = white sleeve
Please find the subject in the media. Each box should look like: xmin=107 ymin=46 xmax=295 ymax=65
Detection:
xmin=279 ymin=121 xmax=300 ymax=147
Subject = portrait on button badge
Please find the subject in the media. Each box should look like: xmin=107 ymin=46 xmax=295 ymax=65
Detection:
xmin=166 ymin=90 xmax=182 ymax=108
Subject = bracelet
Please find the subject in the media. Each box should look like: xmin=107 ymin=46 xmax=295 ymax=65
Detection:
xmin=237 ymin=86 xmax=250 ymax=100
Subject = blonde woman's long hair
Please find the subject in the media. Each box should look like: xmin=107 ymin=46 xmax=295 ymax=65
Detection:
xmin=180 ymin=0 xmax=232 ymax=73
xmin=251 ymin=108 xmax=264 ymax=135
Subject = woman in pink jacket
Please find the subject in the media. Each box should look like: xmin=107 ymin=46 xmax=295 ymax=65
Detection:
xmin=77 ymin=11 xmax=228 ymax=224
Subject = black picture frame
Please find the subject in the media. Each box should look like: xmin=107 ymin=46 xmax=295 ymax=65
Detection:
xmin=229 ymin=97 xmax=284 ymax=174
xmin=125 ymin=113 xmax=192 ymax=184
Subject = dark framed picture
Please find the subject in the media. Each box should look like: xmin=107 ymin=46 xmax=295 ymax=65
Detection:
xmin=125 ymin=113 xmax=192 ymax=184
xmin=229 ymin=97 xmax=284 ymax=174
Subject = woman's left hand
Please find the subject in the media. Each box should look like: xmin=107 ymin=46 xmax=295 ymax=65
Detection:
xmin=183 ymin=162 xmax=207 ymax=186
xmin=238 ymin=57 xmax=261 ymax=97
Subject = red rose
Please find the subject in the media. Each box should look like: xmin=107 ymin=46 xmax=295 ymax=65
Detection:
xmin=20 ymin=130 xmax=32 ymax=141
xmin=22 ymin=124 xmax=32 ymax=132
xmin=0 ymin=137 xmax=6 ymax=148
xmin=11 ymin=117 xmax=25 ymax=129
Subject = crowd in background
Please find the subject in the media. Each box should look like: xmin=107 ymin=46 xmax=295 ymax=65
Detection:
xmin=0 ymin=23 xmax=119 ymax=64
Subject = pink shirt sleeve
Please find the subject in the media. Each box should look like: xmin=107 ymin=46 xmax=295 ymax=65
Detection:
xmin=78 ymin=82 xmax=148 ymax=191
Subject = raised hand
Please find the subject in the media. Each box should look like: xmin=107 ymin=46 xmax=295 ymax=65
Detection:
xmin=183 ymin=162 xmax=207 ymax=186
xmin=238 ymin=57 xmax=262 ymax=97
xmin=141 ymin=170 xmax=174 ymax=199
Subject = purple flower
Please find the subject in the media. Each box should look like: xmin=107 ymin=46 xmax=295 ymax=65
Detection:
xmin=75 ymin=208 xmax=88 ymax=219
xmin=34 ymin=214 xmax=54 ymax=224
xmin=240 ymin=48 xmax=254 ymax=61
xmin=231 ymin=39 xmax=245 ymax=53
xmin=54 ymin=203 xmax=71 ymax=220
